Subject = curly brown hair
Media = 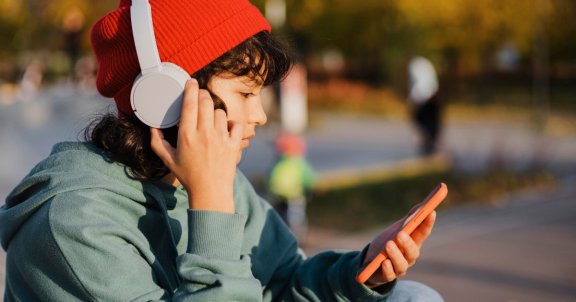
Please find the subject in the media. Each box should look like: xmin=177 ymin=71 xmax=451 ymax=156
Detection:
xmin=86 ymin=31 xmax=292 ymax=181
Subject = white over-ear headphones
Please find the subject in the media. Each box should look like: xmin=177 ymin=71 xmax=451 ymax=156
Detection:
xmin=130 ymin=0 xmax=191 ymax=128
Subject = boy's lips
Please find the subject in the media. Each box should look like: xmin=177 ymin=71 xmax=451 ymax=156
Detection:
xmin=241 ymin=134 xmax=255 ymax=148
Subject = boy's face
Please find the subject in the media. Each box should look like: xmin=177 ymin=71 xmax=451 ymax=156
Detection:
xmin=207 ymin=73 xmax=267 ymax=163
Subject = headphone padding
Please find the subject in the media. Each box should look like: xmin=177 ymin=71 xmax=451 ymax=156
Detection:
xmin=130 ymin=62 xmax=191 ymax=128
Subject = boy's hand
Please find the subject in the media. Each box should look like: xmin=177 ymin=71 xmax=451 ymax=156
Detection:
xmin=362 ymin=211 xmax=436 ymax=287
xmin=150 ymin=79 xmax=243 ymax=213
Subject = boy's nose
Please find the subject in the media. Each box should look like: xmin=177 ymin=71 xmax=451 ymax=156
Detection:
xmin=251 ymin=98 xmax=267 ymax=126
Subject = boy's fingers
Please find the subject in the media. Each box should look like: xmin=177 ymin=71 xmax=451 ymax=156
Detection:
xmin=214 ymin=109 xmax=228 ymax=134
xmin=386 ymin=241 xmax=408 ymax=276
xmin=150 ymin=128 xmax=176 ymax=168
xmin=197 ymin=89 xmax=214 ymax=130
xmin=381 ymin=259 xmax=396 ymax=282
xmin=179 ymin=79 xmax=199 ymax=130
xmin=396 ymin=231 xmax=420 ymax=265
xmin=411 ymin=211 xmax=436 ymax=246
xmin=228 ymin=121 xmax=244 ymax=142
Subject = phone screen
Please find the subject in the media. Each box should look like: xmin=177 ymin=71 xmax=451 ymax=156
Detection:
xmin=402 ymin=204 xmax=423 ymax=228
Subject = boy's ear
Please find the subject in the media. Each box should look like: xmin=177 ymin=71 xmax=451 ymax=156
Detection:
xmin=208 ymin=91 xmax=228 ymax=113
xmin=192 ymin=76 xmax=227 ymax=113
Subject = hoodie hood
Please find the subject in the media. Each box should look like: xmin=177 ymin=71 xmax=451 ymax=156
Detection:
xmin=0 ymin=142 xmax=176 ymax=250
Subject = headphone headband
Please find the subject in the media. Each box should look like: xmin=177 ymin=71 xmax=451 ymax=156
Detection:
xmin=129 ymin=0 xmax=191 ymax=128
xmin=130 ymin=0 xmax=161 ymax=74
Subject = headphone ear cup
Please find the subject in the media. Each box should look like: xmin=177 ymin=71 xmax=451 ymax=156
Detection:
xmin=130 ymin=62 xmax=191 ymax=128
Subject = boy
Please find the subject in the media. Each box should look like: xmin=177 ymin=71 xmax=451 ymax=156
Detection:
xmin=0 ymin=0 xmax=442 ymax=301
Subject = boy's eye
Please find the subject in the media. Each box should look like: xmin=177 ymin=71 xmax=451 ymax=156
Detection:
xmin=241 ymin=92 xmax=254 ymax=98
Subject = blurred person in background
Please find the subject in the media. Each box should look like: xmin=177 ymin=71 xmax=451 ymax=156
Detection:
xmin=268 ymin=132 xmax=316 ymax=243
xmin=407 ymin=56 xmax=443 ymax=156
xmin=0 ymin=0 xmax=443 ymax=301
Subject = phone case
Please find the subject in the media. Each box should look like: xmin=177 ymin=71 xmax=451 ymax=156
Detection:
xmin=355 ymin=183 xmax=448 ymax=284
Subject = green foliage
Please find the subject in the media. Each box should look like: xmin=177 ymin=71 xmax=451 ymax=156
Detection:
xmin=282 ymin=0 xmax=576 ymax=84
xmin=0 ymin=0 xmax=118 ymax=55
xmin=307 ymin=169 xmax=557 ymax=232
xmin=308 ymin=172 xmax=446 ymax=232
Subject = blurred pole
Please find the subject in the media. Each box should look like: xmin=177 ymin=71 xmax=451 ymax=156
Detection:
xmin=280 ymin=63 xmax=308 ymax=133
xmin=266 ymin=0 xmax=309 ymax=134
xmin=532 ymin=0 xmax=550 ymax=131
xmin=265 ymin=0 xmax=286 ymax=29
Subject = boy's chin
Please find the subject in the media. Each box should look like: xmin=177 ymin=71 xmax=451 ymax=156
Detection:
xmin=236 ymin=149 xmax=248 ymax=164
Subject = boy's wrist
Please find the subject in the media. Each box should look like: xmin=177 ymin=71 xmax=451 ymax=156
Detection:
xmin=187 ymin=188 xmax=235 ymax=213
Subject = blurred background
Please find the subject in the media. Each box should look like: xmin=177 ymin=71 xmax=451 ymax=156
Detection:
xmin=1 ymin=0 xmax=575 ymax=300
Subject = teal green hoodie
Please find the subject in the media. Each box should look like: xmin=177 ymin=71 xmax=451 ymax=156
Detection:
xmin=0 ymin=142 xmax=392 ymax=301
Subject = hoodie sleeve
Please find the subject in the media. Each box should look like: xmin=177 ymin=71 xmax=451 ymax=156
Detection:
xmin=4 ymin=190 xmax=262 ymax=302
xmin=225 ymin=172 xmax=392 ymax=302
xmin=256 ymin=208 xmax=394 ymax=302
xmin=171 ymin=209 xmax=263 ymax=301
xmin=282 ymin=249 xmax=395 ymax=301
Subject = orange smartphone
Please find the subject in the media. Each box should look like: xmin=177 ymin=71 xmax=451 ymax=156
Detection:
xmin=355 ymin=183 xmax=448 ymax=284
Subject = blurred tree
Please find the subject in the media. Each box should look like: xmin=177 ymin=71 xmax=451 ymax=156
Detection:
xmin=0 ymin=0 xmax=118 ymax=81
xmin=274 ymin=0 xmax=575 ymax=88
xmin=0 ymin=0 xmax=117 ymax=55
xmin=1 ymin=0 xmax=574 ymax=87
xmin=280 ymin=0 xmax=400 ymax=84
xmin=0 ymin=0 xmax=27 ymax=53
xmin=393 ymin=0 xmax=555 ymax=75
xmin=547 ymin=1 xmax=576 ymax=63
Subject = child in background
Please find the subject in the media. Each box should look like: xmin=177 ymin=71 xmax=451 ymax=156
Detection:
xmin=269 ymin=132 xmax=316 ymax=242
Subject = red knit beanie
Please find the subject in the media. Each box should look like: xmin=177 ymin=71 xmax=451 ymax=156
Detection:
xmin=91 ymin=0 xmax=271 ymax=115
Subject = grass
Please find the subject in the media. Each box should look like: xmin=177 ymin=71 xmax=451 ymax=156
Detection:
xmin=307 ymin=165 xmax=557 ymax=232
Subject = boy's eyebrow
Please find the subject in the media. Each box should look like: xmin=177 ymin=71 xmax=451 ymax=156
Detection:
xmin=240 ymin=76 xmax=264 ymax=87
